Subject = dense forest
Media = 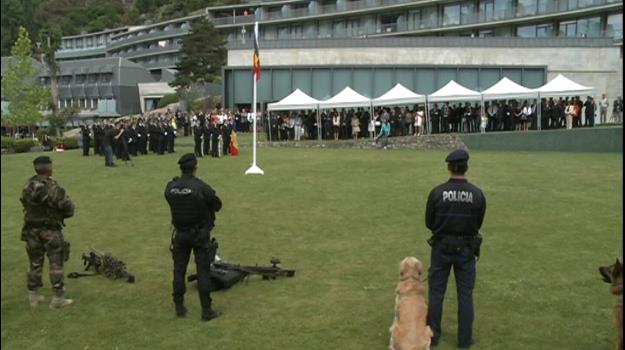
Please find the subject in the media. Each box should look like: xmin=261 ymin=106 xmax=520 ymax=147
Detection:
xmin=1 ymin=0 xmax=239 ymax=56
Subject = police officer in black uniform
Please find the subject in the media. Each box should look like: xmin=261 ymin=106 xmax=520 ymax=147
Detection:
xmin=425 ymin=149 xmax=486 ymax=349
xmin=165 ymin=154 xmax=222 ymax=321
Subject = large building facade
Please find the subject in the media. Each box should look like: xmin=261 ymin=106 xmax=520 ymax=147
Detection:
xmin=3 ymin=0 xmax=620 ymax=117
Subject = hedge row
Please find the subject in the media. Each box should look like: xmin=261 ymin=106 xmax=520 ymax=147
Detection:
xmin=1 ymin=136 xmax=80 ymax=153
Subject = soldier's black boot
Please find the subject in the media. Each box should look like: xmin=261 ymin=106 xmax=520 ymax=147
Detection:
xmin=201 ymin=308 xmax=221 ymax=321
xmin=175 ymin=303 xmax=187 ymax=317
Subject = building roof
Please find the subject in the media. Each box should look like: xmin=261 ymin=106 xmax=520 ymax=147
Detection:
xmin=1 ymin=56 xmax=43 ymax=76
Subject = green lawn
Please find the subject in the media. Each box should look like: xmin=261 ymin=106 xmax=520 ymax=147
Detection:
xmin=1 ymin=140 xmax=622 ymax=350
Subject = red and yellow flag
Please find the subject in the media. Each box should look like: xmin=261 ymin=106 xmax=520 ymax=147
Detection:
xmin=253 ymin=22 xmax=261 ymax=81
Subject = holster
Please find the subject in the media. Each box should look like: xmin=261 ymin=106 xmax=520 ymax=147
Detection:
xmin=207 ymin=237 xmax=219 ymax=264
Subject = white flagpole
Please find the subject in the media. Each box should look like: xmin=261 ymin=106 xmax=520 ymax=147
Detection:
xmin=245 ymin=22 xmax=264 ymax=175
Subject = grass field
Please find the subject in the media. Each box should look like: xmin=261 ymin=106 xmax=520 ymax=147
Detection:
xmin=1 ymin=137 xmax=622 ymax=350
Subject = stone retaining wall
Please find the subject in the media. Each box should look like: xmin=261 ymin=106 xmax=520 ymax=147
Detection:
xmin=255 ymin=134 xmax=466 ymax=150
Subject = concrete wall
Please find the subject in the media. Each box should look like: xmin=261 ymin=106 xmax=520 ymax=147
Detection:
xmin=228 ymin=45 xmax=623 ymax=100
xmin=460 ymin=127 xmax=623 ymax=153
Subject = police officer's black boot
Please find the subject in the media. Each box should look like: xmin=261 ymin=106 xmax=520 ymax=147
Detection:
xmin=175 ymin=303 xmax=187 ymax=317
xmin=201 ymin=307 xmax=222 ymax=321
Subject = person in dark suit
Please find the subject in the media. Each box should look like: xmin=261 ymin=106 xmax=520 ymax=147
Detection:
xmin=210 ymin=122 xmax=220 ymax=158
xmin=80 ymin=125 xmax=90 ymax=156
xmin=193 ymin=123 xmax=203 ymax=158
xmin=202 ymin=122 xmax=211 ymax=157
xmin=222 ymin=121 xmax=232 ymax=156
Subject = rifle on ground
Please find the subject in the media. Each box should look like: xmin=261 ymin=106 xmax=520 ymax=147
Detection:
xmin=188 ymin=257 xmax=296 ymax=290
xmin=67 ymin=249 xmax=135 ymax=283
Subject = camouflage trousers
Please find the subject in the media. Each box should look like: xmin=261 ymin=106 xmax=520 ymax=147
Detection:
xmin=22 ymin=227 xmax=65 ymax=296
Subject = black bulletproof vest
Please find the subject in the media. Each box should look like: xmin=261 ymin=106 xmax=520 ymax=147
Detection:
xmin=166 ymin=178 xmax=209 ymax=230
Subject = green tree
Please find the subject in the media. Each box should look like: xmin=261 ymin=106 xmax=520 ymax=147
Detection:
xmin=1 ymin=27 xmax=50 ymax=136
xmin=171 ymin=17 xmax=226 ymax=109
xmin=48 ymin=105 xmax=80 ymax=136
xmin=36 ymin=26 xmax=63 ymax=135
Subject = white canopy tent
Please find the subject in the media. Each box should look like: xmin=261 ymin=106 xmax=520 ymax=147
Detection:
xmin=427 ymin=80 xmax=482 ymax=103
xmin=371 ymin=83 xmax=426 ymax=106
xmin=425 ymin=81 xmax=482 ymax=135
xmin=318 ymin=86 xmax=372 ymax=109
xmin=267 ymin=89 xmax=320 ymax=111
xmin=481 ymin=77 xmax=538 ymax=101
xmin=533 ymin=74 xmax=596 ymax=97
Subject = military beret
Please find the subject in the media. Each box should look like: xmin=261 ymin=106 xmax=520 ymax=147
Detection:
xmin=178 ymin=153 xmax=197 ymax=167
xmin=33 ymin=156 xmax=52 ymax=165
xmin=445 ymin=149 xmax=469 ymax=163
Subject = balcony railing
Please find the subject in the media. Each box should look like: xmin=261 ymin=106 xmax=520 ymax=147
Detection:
xmin=210 ymin=0 xmax=621 ymax=28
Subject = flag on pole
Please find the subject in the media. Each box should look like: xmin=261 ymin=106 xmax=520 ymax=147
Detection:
xmin=253 ymin=22 xmax=261 ymax=81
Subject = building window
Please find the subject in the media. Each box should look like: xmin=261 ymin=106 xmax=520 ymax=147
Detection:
xmin=101 ymin=73 xmax=113 ymax=83
xmin=292 ymin=24 xmax=304 ymax=39
xmin=607 ymin=13 xmax=623 ymax=40
xmin=318 ymin=20 xmax=332 ymax=38
xmin=91 ymin=98 xmax=98 ymax=110
xmin=88 ymin=74 xmax=99 ymax=83
xmin=536 ymin=23 xmax=554 ymax=37
xmin=480 ymin=0 xmax=495 ymax=21
xmin=260 ymin=26 xmax=274 ymax=40
xmin=559 ymin=20 xmax=577 ymax=37
xmin=421 ymin=6 xmax=438 ymax=28
xmin=379 ymin=13 xmax=399 ymax=33
xmin=517 ymin=24 xmax=536 ymax=37
xmin=278 ymin=25 xmax=290 ymax=40
xmin=494 ymin=26 xmax=513 ymax=36
xmin=86 ymin=37 xmax=93 ymax=47
xmin=75 ymin=75 xmax=86 ymax=84
xmin=577 ymin=16 xmax=602 ymax=37
xmin=347 ymin=18 xmax=361 ymax=36
xmin=158 ymin=40 xmax=168 ymax=48
xmin=60 ymin=76 xmax=72 ymax=85
xmin=537 ymin=0 xmax=555 ymax=14
xmin=517 ymin=0 xmax=537 ymax=16
xmin=460 ymin=2 xmax=476 ymax=25
xmin=494 ymin=0 xmax=514 ymax=20
xmin=479 ymin=29 xmax=495 ymax=37
xmin=443 ymin=4 xmax=461 ymax=26
xmin=332 ymin=20 xmax=346 ymax=37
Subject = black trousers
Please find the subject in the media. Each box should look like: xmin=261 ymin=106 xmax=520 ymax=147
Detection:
xmin=82 ymin=139 xmax=90 ymax=156
xmin=194 ymin=138 xmax=203 ymax=157
xmin=428 ymin=240 xmax=476 ymax=347
xmin=172 ymin=230 xmax=212 ymax=309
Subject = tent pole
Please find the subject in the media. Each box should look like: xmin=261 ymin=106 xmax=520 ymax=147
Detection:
xmin=425 ymin=98 xmax=430 ymax=135
xmin=537 ymin=93 xmax=542 ymax=131
xmin=317 ymin=106 xmax=322 ymax=145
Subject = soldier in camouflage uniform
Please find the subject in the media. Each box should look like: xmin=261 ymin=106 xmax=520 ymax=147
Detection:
xmin=21 ymin=156 xmax=75 ymax=309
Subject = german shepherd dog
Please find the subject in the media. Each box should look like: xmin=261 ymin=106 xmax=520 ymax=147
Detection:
xmin=599 ymin=259 xmax=623 ymax=350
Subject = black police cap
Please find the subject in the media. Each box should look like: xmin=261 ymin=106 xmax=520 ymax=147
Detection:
xmin=177 ymin=153 xmax=197 ymax=167
xmin=33 ymin=156 xmax=52 ymax=165
xmin=445 ymin=149 xmax=469 ymax=163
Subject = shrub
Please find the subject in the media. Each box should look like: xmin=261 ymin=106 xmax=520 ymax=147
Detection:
xmin=50 ymin=136 xmax=80 ymax=149
xmin=36 ymin=128 xmax=53 ymax=140
xmin=1 ymin=136 xmax=15 ymax=150
xmin=13 ymin=139 xmax=37 ymax=153
xmin=157 ymin=94 xmax=179 ymax=109
xmin=60 ymin=136 xmax=79 ymax=149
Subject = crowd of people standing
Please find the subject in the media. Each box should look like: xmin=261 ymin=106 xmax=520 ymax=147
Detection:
xmin=262 ymin=94 xmax=623 ymax=141
xmin=80 ymin=109 xmax=244 ymax=167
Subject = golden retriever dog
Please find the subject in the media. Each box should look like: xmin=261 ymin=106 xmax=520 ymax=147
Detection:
xmin=389 ymin=257 xmax=433 ymax=350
